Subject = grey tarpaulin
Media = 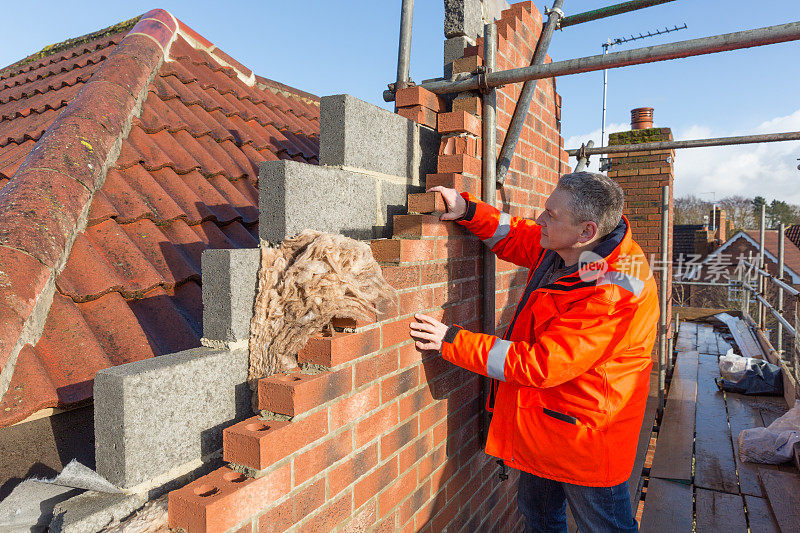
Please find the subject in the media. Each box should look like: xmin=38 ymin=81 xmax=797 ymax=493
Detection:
xmin=0 ymin=460 xmax=120 ymax=532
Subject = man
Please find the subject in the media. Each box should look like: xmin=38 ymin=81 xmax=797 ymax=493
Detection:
xmin=409 ymin=172 xmax=659 ymax=532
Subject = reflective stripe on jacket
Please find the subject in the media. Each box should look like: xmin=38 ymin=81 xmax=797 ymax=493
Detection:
xmin=440 ymin=192 xmax=659 ymax=487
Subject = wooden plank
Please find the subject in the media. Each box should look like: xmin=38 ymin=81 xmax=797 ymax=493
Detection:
xmin=650 ymin=351 xmax=698 ymax=483
xmin=716 ymin=332 xmax=733 ymax=354
xmin=736 ymin=318 xmax=766 ymax=359
xmin=695 ymin=353 xmax=739 ymax=494
xmin=744 ymin=495 xmax=780 ymax=533
xmin=675 ymin=322 xmax=697 ymax=351
xmin=697 ymin=325 xmax=719 ymax=354
xmin=695 ymin=487 xmax=747 ymax=532
xmin=629 ymin=369 xmax=659 ymax=511
xmin=758 ymin=469 xmax=800 ymax=532
xmin=726 ymin=392 xmax=791 ymax=497
xmin=639 ymin=479 xmax=693 ymax=533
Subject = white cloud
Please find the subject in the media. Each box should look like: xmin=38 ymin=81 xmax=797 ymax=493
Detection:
xmin=673 ymin=109 xmax=800 ymax=203
xmin=564 ymin=110 xmax=800 ymax=202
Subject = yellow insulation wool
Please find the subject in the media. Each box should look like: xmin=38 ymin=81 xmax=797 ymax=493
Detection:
xmin=247 ymin=230 xmax=397 ymax=384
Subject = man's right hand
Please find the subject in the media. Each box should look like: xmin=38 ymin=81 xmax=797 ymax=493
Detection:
xmin=427 ymin=186 xmax=467 ymax=221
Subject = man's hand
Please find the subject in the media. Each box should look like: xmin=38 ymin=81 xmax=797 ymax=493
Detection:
xmin=409 ymin=313 xmax=449 ymax=352
xmin=427 ymin=186 xmax=466 ymax=221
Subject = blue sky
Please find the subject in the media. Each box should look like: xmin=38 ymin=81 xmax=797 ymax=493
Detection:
xmin=3 ymin=1 xmax=799 ymax=202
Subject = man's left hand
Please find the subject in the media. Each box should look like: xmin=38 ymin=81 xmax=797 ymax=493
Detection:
xmin=409 ymin=313 xmax=449 ymax=351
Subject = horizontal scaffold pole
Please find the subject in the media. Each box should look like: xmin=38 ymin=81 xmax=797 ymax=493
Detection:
xmin=396 ymin=21 xmax=800 ymax=98
xmin=558 ymin=0 xmax=675 ymax=29
xmin=565 ymin=131 xmax=800 ymax=156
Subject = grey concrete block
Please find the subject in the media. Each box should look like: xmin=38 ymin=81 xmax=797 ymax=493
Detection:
xmin=259 ymin=160 xmax=378 ymax=243
xmin=94 ymin=347 xmax=250 ymax=489
xmin=318 ymin=94 xmax=439 ymax=180
xmin=444 ymin=0 xmax=509 ymax=38
xmin=201 ymin=248 xmax=260 ymax=343
xmin=444 ymin=35 xmax=474 ymax=67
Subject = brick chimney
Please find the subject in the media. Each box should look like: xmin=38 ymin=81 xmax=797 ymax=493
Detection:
xmin=607 ymin=108 xmax=674 ymax=358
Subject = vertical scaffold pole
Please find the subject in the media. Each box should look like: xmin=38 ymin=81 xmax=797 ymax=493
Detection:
xmin=759 ymin=204 xmax=766 ymax=330
xmin=778 ymin=223 xmax=786 ymax=354
xmin=657 ymin=185 xmax=669 ymax=419
xmin=481 ymin=22 xmax=498 ymax=445
xmin=395 ymin=0 xmax=414 ymax=93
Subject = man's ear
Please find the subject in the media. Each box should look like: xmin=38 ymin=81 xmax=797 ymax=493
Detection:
xmin=579 ymin=221 xmax=598 ymax=244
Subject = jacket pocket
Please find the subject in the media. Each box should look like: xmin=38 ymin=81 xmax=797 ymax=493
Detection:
xmin=517 ymin=386 xmax=608 ymax=431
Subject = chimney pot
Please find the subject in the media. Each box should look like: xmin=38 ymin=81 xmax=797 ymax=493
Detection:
xmin=631 ymin=107 xmax=654 ymax=130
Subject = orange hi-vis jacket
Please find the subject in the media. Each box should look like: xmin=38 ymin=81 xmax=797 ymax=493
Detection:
xmin=441 ymin=192 xmax=659 ymax=487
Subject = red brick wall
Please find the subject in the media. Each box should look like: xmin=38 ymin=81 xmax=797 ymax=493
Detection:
xmin=607 ymin=128 xmax=674 ymax=350
xmin=169 ymin=2 xmax=569 ymax=531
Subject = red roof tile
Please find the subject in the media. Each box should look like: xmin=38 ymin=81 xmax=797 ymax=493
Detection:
xmin=0 ymin=10 xmax=320 ymax=427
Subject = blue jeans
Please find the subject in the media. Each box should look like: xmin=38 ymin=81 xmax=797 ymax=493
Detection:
xmin=517 ymin=471 xmax=638 ymax=532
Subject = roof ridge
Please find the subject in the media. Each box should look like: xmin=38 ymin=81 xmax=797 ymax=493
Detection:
xmin=0 ymin=9 xmax=180 ymax=406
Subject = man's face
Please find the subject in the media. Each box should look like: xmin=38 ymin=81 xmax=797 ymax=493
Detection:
xmin=535 ymin=188 xmax=587 ymax=252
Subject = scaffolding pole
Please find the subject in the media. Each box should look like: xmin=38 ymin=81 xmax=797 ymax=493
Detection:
xmin=558 ymin=0 xmax=676 ymax=29
xmin=657 ymin=185 xmax=669 ymax=420
xmin=759 ymin=204 xmax=767 ymax=330
xmin=566 ymin=131 xmax=800 ymax=157
xmin=395 ymin=0 xmax=414 ymax=93
xmin=385 ymin=21 xmax=800 ymax=99
xmin=496 ymin=0 xmax=564 ymax=185
xmin=778 ymin=223 xmax=786 ymax=354
xmin=480 ymin=22 xmax=498 ymax=446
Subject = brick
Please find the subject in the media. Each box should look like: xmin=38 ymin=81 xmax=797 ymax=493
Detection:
xmin=379 ymin=468 xmax=417 ymax=517
xmin=397 ymin=105 xmax=437 ymax=129
xmin=451 ymin=54 xmax=482 ymax=74
xmin=452 ymin=94 xmax=482 ymax=116
xmin=438 ymin=135 xmax=480 ymax=157
xmin=298 ymin=328 xmax=381 ymax=367
xmin=398 ymin=386 xmax=433 ymax=424
xmin=331 ymin=442 xmax=379 ymax=497
xmin=381 ymin=316 xmax=415 ymax=350
xmin=437 ymin=111 xmax=481 ymax=136
xmin=382 ymin=367 xmax=420 ymax=403
xmin=371 ymin=238 xmax=435 ymax=263
xmin=398 ymin=287 xmax=435 ymax=316
xmin=294 ymin=430 xmax=353 ymax=485
xmin=257 ymin=368 xmax=352 ymax=416
xmin=380 ymin=263 xmax=422 ymax=291
xmin=168 ymin=464 xmax=290 ymax=533
xmin=393 ymin=214 xmax=461 ymax=238
xmin=222 ymin=410 xmax=327 ymax=470
xmin=407 ymin=191 xmax=447 ymax=215
xmin=354 ymin=456 xmax=398 ymax=509
xmin=355 ymin=402 xmax=399 ymax=447
xmin=424 ymin=173 xmax=479 ymax=195
xmin=395 ymin=86 xmax=445 ymax=112
xmin=302 ymin=490 xmax=353 ymax=532
xmin=437 ymin=154 xmax=482 ymax=176
xmin=399 ymin=430 xmax=433 ymax=474
xmin=420 ymin=262 xmax=449 ymax=285
xmin=331 ymin=383 xmax=380 ymax=430
xmin=381 ymin=416 xmax=419 ymax=460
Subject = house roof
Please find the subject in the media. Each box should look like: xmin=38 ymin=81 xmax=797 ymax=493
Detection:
xmin=692 ymin=229 xmax=800 ymax=284
xmin=0 ymin=10 xmax=320 ymax=427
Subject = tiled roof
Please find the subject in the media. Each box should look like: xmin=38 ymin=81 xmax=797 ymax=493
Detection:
xmin=0 ymin=10 xmax=319 ymax=426
xmin=743 ymin=229 xmax=800 ymax=279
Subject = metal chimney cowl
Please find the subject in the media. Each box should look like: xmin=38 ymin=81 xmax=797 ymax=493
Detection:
xmin=631 ymin=107 xmax=654 ymax=130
